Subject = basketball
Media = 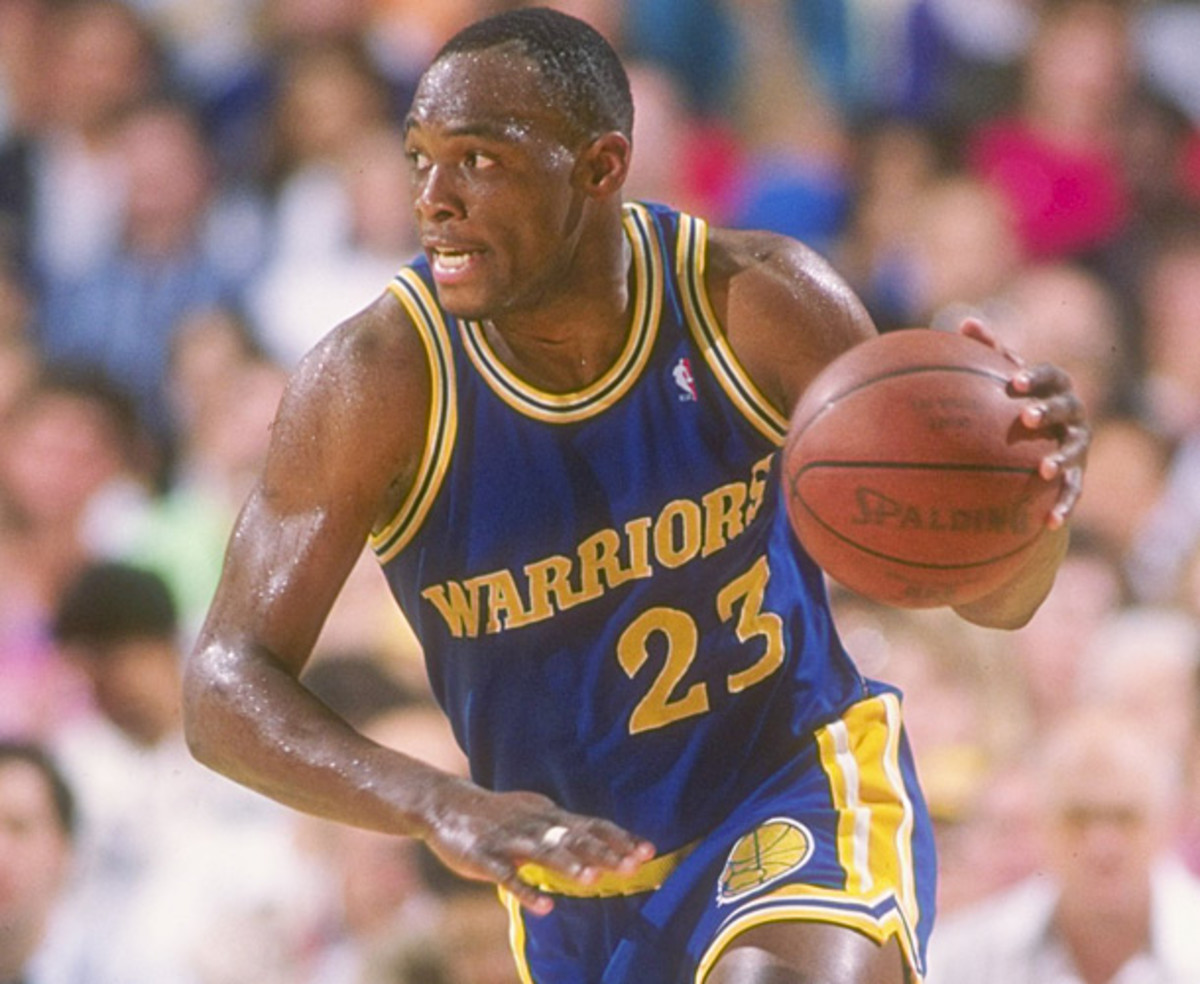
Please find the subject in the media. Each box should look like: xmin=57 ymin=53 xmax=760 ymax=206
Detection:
xmin=782 ymin=329 xmax=1061 ymax=609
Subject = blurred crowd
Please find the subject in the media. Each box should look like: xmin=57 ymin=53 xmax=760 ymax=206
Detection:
xmin=2 ymin=0 xmax=1200 ymax=981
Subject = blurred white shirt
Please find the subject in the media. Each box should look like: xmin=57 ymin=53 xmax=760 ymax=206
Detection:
xmin=927 ymin=861 xmax=1200 ymax=984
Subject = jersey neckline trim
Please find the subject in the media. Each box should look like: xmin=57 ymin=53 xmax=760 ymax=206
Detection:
xmin=457 ymin=202 xmax=663 ymax=423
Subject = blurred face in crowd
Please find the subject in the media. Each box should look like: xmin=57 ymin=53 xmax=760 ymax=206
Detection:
xmin=1039 ymin=716 xmax=1178 ymax=921
xmin=43 ymin=0 xmax=156 ymax=134
xmin=65 ymin=637 xmax=180 ymax=747
xmin=118 ymin=106 xmax=213 ymax=254
xmin=275 ymin=46 xmax=390 ymax=167
xmin=994 ymin=262 xmax=1123 ymax=421
xmin=1026 ymin=0 xmax=1131 ymax=135
xmin=0 ymin=757 xmax=72 ymax=978
xmin=0 ymin=389 xmax=129 ymax=526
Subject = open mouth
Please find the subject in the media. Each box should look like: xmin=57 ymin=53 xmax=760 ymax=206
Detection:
xmin=429 ymin=247 xmax=483 ymax=280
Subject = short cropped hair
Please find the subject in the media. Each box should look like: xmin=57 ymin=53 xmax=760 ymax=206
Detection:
xmin=52 ymin=560 xmax=178 ymax=648
xmin=0 ymin=740 xmax=77 ymax=839
xmin=434 ymin=7 xmax=633 ymax=141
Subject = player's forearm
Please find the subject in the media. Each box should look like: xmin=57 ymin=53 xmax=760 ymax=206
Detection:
xmin=953 ymin=524 xmax=1070 ymax=630
xmin=182 ymin=640 xmax=450 ymax=837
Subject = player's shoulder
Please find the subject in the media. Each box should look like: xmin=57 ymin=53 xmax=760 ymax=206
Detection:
xmin=703 ymin=226 xmax=876 ymax=414
xmin=706 ymin=225 xmax=826 ymax=277
xmin=270 ymin=286 xmax=433 ymax=472
xmin=290 ymin=287 xmax=430 ymax=405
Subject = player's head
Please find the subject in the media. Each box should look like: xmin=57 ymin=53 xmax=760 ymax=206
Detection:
xmin=432 ymin=7 xmax=633 ymax=145
xmin=404 ymin=8 xmax=635 ymax=319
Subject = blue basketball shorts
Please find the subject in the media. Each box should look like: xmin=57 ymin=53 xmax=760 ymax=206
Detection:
xmin=500 ymin=691 xmax=937 ymax=984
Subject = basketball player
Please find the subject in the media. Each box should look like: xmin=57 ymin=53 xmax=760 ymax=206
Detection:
xmin=182 ymin=9 xmax=1089 ymax=983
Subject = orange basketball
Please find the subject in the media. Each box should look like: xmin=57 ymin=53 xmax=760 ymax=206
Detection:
xmin=782 ymin=329 xmax=1061 ymax=608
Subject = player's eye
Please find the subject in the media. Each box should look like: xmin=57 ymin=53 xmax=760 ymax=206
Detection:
xmin=464 ymin=151 xmax=497 ymax=171
xmin=406 ymin=150 xmax=431 ymax=173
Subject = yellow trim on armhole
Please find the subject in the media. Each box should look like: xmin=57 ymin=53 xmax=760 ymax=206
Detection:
xmin=369 ymin=269 xmax=458 ymax=563
xmin=675 ymin=214 xmax=789 ymax=446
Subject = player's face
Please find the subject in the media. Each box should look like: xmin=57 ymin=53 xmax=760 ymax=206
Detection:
xmin=403 ymin=49 xmax=596 ymax=319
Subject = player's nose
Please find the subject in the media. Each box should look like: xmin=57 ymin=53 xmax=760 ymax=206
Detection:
xmin=414 ymin=164 xmax=464 ymax=223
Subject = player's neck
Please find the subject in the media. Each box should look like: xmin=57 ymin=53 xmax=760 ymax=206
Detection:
xmin=483 ymin=234 xmax=634 ymax=392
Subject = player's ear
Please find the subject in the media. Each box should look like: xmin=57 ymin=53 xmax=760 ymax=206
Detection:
xmin=575 ymin=131 xmax=630 ymax=197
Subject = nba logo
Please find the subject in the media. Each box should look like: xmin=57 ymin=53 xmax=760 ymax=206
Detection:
xmin=673 ymin=357 xmax=698 ymax=402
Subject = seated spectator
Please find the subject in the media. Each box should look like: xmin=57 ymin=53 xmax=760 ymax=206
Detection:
xmin=1076 ymin=606 xmax=1200 ymax=881
xmin=1131 ymin=215 xmax=1200 ymax=439
xmin=928 ymin=707 xmax=1200 ymax=984
xmin=0 ymin=740 xmax=76 ymax=984
xmin=0 ymin=0 xmax=162 ymax=283
xmin=248 ymin=125 xmax=419 ymax=367
xmin=966 ymin=0 xmax=1135 ymax=262
xmin=0 ymin=368 xmax=155 ymax=738
xmin=0 ymin=368 xmax=155 ymax=607
xmin=1007 ymin=531 xmax=1129 ymax=736
xmin=1069 ymin=415 xmax=1170 ymax=560
xmin=722 ymin=0 xmax=853 ymax=254
xmin=892 ymin=172 xmax=1022 ymax=331
xmin=35 ymin=98 xmax=250 ymax=444
xmin=946 ymin=754 xmax=1040 ymax=914
xmin=835 ymin=119 xmax=942 ymax=331
xmin=49 ymin=560 xmax=310 ymax=984
xmin=124 ymin=322 xmax=287 ymax=634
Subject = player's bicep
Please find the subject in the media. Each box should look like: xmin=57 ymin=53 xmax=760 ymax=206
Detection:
xmin=202 ymin=479 xmax=365 ymax=676
xmin=198 ymin=297 xmax=430 ymax=676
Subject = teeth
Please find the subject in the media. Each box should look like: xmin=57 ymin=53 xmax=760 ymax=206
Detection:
xmin=435 ymin=250 xmax=472 ymax=271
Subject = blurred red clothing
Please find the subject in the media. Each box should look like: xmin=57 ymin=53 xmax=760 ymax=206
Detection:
xmin=967 ymin=118 xmax=1129 ymax=260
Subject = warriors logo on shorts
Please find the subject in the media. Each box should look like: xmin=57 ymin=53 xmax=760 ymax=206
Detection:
xmin=718 ymin=818 xmax=814 ymax=904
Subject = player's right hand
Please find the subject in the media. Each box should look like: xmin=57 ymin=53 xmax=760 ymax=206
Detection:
xmin=420 ymin=777 xmax=657 ymax=914
xmin=958 ymin=316 xmax=1089 ymax=528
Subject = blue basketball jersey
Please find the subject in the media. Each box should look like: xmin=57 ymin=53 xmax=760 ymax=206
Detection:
xmin=370 ymin=202 xmax=872 ymax=851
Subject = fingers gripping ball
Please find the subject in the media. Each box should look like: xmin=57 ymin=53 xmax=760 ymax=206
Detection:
xmin=782 ymin=329 xmax=1062 ymax=608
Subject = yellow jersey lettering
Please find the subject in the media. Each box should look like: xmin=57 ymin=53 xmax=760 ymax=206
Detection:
xmin=654 ymin=499 xmax=703 ymax=569
xmin=469 ymin=568 xmax=534 ymax=633
xmin=577 ymin=527 xmax=639 ymax=601
xmin=701 ymin=481 xmax=748 ymax=557
xmin=420 ymin=456 xmax=772 ymax=636
xmin=522 ymin=554 xmax=580 ymax=623
xmin=744 ymin=453 xmax=774 ymax=526
xmin=624 ymin=516 xmax=654 ymax=579
xmin=420 ymin=581 xmax=483 ymax=638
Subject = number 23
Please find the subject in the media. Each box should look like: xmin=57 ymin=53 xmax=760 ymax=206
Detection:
xmin=616 ymin=556 xmax=784 ymax=735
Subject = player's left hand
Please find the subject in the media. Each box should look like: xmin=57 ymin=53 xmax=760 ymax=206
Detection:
xmin=420 ymin=778 xmax=656 ymax=915
xmin=957 ymin=317 xmax=1089 ymax=529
